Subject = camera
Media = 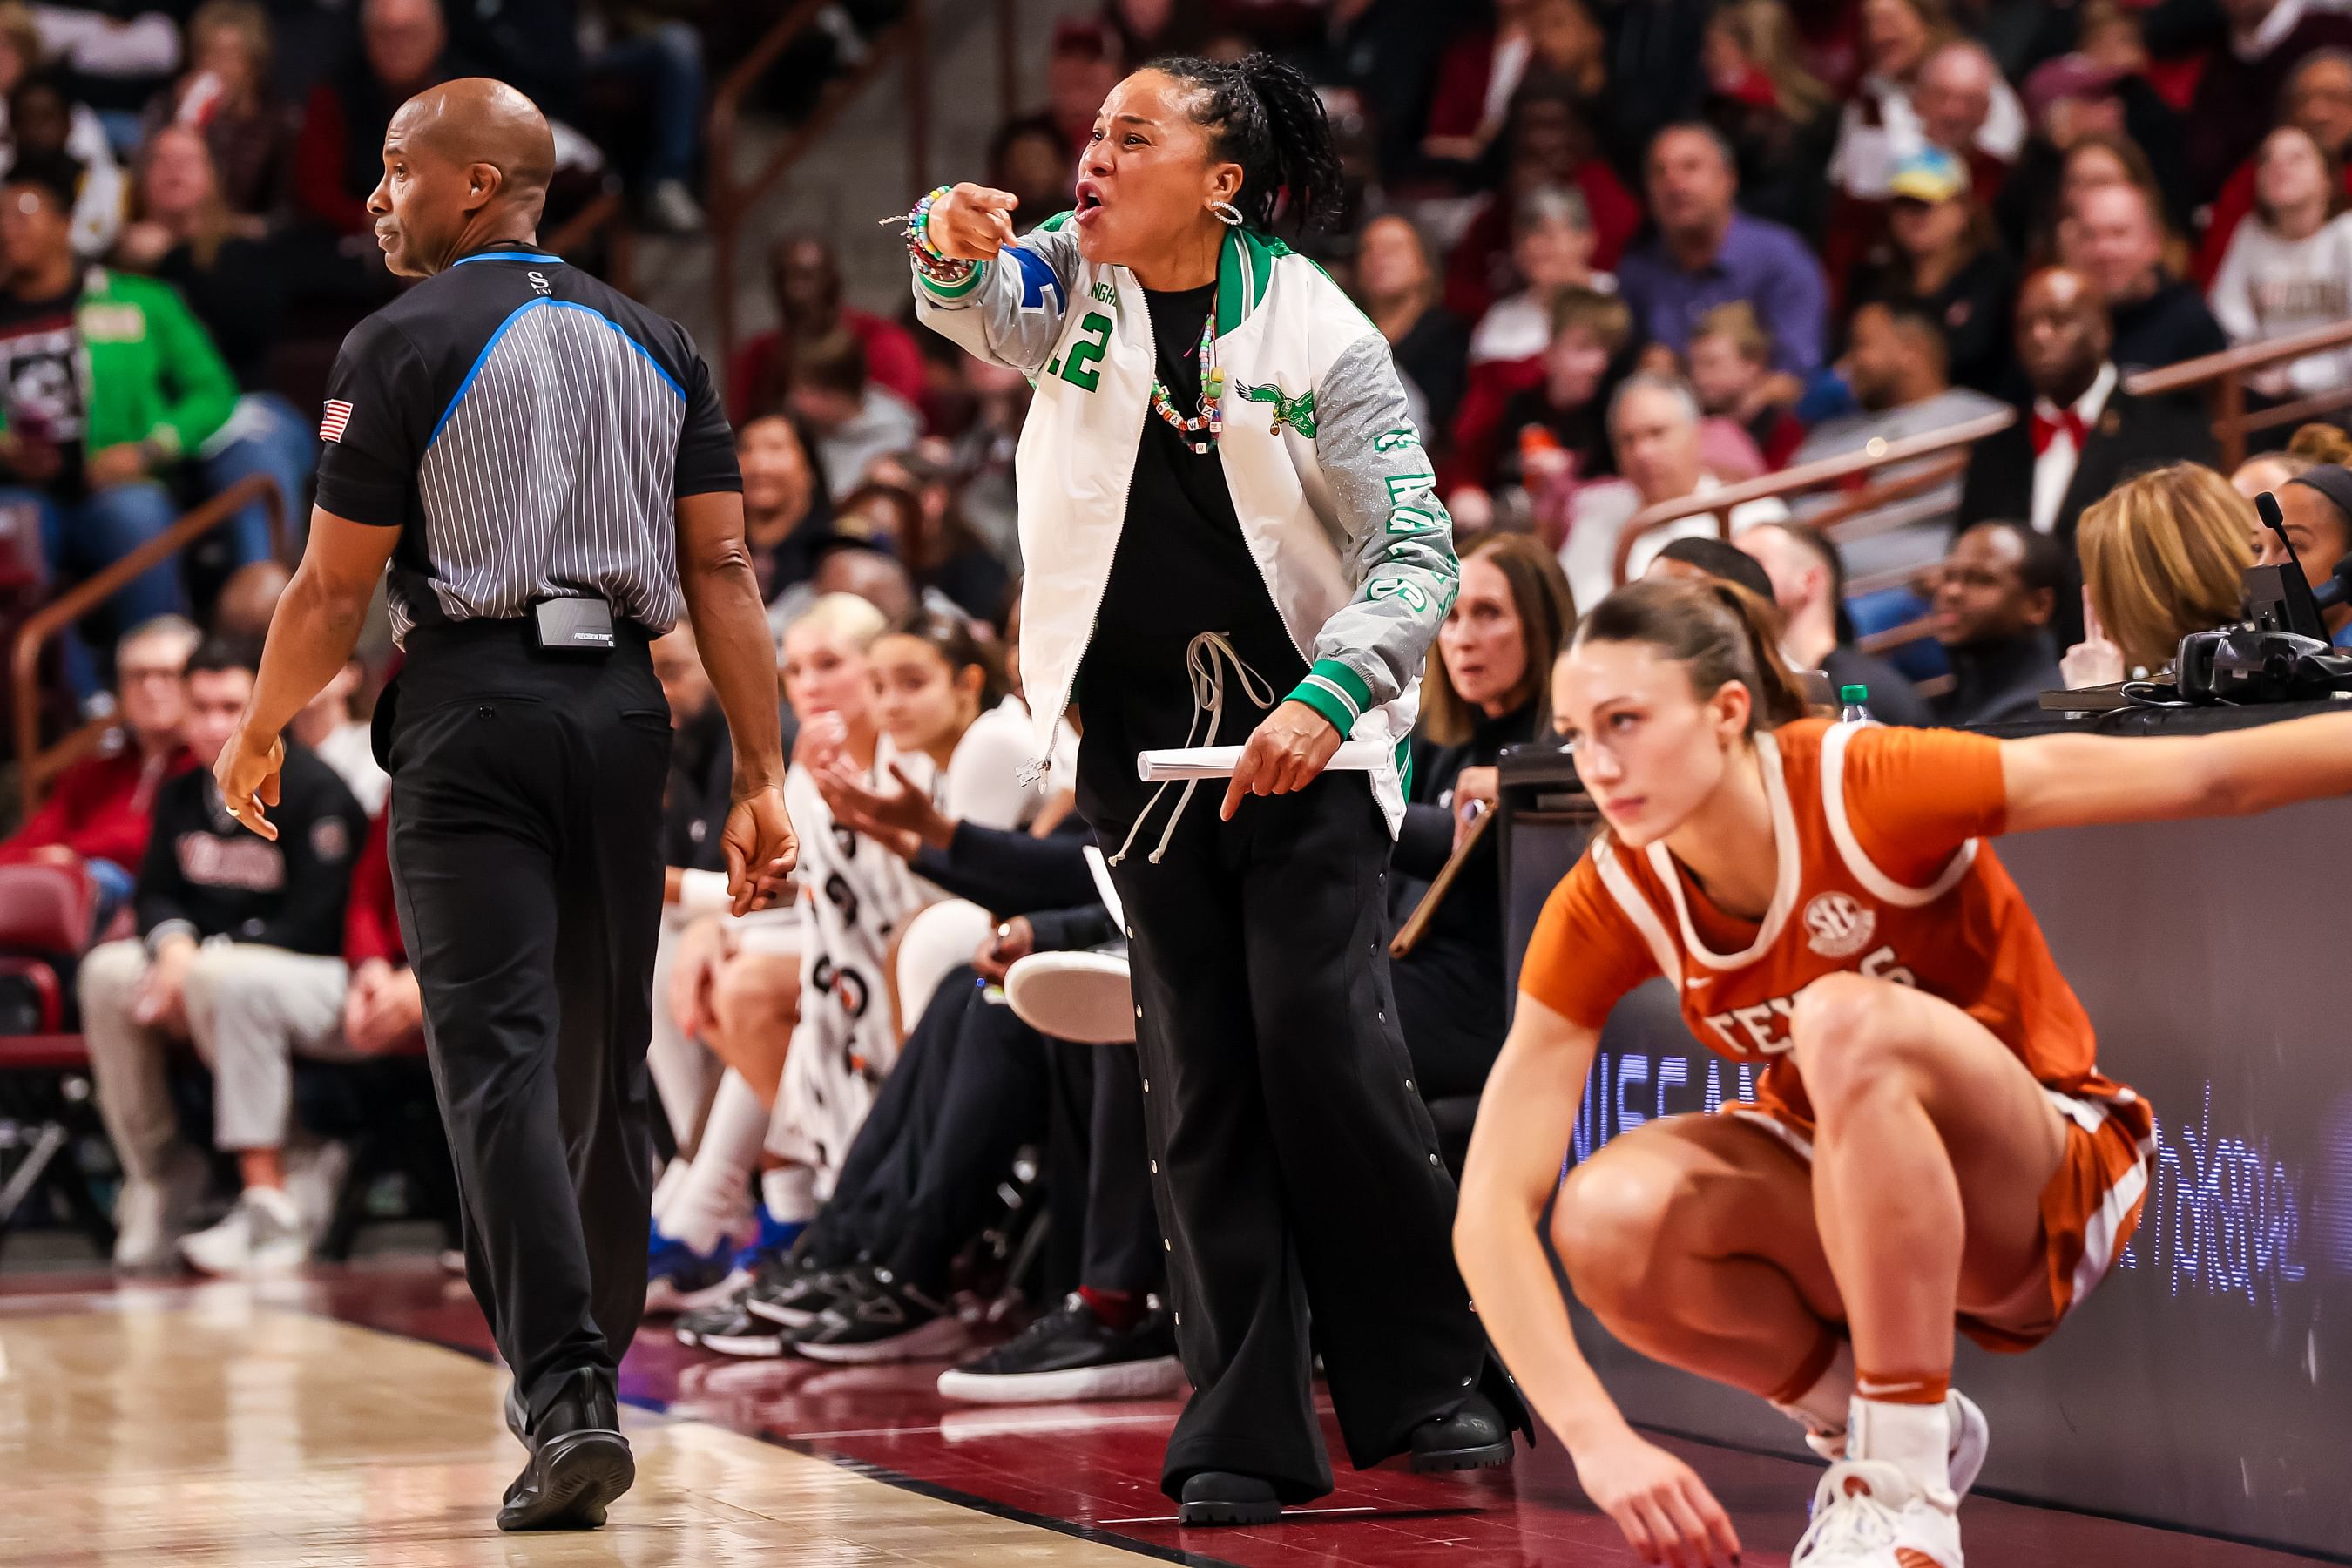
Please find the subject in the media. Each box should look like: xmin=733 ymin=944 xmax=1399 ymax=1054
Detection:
xmin=2173 ymin=492 xmax=2352 ymax=704
xmin=2173 ymin=624 xmax=2352 ymax=703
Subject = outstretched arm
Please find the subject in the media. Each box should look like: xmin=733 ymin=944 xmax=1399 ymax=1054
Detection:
xmin=1456 ymin=992 xmax=1741 ymax=1566
xmin=2000 ymin=710 xmax=2352 ymax=835
xmin=907 ymin=184 xmax=1083 ymax=375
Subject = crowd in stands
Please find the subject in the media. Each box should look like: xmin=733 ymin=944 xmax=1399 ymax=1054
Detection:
xmin=13 ymin=0 xmax=2352 ymax=1414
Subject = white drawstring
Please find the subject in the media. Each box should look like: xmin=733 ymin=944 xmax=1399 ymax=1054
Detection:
xmin=1109 ymin=630 xmax=1275 ymax=868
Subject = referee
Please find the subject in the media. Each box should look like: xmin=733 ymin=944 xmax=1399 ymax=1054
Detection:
xmin=215 ymin=79 xmax=794 ymax=1531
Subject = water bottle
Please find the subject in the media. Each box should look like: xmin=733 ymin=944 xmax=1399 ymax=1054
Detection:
xmin=1839 ymin=684 xmax=1870 ymax=725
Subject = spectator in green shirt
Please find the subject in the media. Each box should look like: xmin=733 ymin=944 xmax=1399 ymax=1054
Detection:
xmin=0 ymin=175 xmax=239 ymax=701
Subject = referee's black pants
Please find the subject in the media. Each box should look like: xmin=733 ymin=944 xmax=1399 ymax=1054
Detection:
xmin=1077 ymin=701 xmax=1514 ymax=1504
xmin=382 ymin=619 xmax=672 ymax=1426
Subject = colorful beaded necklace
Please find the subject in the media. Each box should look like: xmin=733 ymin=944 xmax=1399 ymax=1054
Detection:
xmin=1149 ymin=313 xmax=1224 ymax=456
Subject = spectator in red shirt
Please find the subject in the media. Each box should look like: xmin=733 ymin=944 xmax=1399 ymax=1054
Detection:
xmin=1701 ymin=0 xmax=1839 ymax=244
xmin=2185 ymin=0 xmax=2352 ymax=204
xmin=727 ymin=234 xmax=928 ymax=425
xmin=0 ymin=614 xmax=199 ymax=919
xmin=2196 ymin=47 xmax=2352 ymax=285
xmin=1442 ymin=76 xmax=1643 ymax=322
xmin=1424 ymin=0 xmax=1605 ymax=172
xmin=294 ymin=0 xmax=457 ymax=238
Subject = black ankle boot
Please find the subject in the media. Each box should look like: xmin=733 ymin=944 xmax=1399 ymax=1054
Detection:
xmin=496 ymin=1368 xmax=634 ymax=1531
xmin=1409 ymin=1389 xmax=1516 ymax=1473
xmin=1177 ymin=1470 xmax=1282 ymax=1527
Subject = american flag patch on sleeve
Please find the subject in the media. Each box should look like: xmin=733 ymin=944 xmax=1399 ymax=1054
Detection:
xmin=320 ymin=399 xmax=352 ymax=442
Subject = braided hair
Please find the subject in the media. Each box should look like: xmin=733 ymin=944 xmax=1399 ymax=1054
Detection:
xmin=1151 ymin=53 xmax=1343 ymax=233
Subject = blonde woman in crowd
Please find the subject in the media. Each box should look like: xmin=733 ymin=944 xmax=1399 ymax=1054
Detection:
xmin=2064 ymin=463 xmax=2255 ymax=686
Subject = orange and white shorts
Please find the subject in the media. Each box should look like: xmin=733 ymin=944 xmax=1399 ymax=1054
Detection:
xmin=1727 ymin=1081 xmax=2157 ymax=1353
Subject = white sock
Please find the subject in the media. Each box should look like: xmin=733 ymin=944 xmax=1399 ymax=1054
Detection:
xmin=1850 ymin=1396 xmax=1957 ymax=1506
xmin=648 ymin=1158 xmax=693 ymax=1234
xmin=762 ymin=1164 xmax=816 ymax=1226
xmin=666 ymin=1072 xmax=765 ymax=1254
xmin=1774 ymin=1338 xmax=1856 ymax=1436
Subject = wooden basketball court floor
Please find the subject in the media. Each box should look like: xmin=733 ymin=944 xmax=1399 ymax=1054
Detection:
xmin=0 ymin=1258 xmax=2335 ymax=1568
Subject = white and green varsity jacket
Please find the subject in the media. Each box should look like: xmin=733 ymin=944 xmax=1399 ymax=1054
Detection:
xmin=910 ymin=217 xmax=1460 ymax=837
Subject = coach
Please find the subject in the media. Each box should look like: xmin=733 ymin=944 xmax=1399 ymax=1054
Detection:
xmin=213 ymin=79 xmax=794 ymax=1531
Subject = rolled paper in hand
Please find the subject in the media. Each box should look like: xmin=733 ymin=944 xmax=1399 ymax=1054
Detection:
xmin=1137 ymin=739 xmax=1392 ymax=781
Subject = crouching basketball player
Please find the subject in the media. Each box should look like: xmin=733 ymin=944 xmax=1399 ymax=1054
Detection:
xmin=1456 ymin=574 xmax=2352 ymax=1566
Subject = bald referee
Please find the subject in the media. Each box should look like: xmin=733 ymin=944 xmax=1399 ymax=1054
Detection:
xmin=214 ymin=80 xmax=794 ymax=1531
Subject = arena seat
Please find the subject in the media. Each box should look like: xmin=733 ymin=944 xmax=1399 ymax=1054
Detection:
xmin=0 ymin=860 xmax=98 ymax=959
xmin=0 ymin=1032 xmax=115 ymax=1258
xmin=889 ymin=898 xmax=997 ymax=1039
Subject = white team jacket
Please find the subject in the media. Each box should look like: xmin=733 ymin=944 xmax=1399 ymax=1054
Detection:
xmin=911 ymin=217 xmax=1459 ymax=835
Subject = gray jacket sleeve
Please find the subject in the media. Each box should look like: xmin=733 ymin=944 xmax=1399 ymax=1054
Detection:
xmin=909 ymin=215 xmax=1084 ymax=376
xmin=1285 ymin=329 xmax=1460 ymax=738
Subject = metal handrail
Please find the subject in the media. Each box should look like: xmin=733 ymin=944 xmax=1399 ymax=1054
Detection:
xmin=706 ymin=0 xmax=932 ymax=367
xmin=2124 ymin=317 xmax=2352 ymax=471
xmin=12 ymin=474 xmax=285 ymax=803
xmin=1609 ymin=410 xmax=2017 ymax=585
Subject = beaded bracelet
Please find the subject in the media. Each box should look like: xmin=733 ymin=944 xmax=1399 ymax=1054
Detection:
xmin=886 ymin=185 xmax=977 ymax=286
xmin=910 ymin=246 xmax=976 ymax=286
xmin=908 ymin=185 xmax=955 ymax=262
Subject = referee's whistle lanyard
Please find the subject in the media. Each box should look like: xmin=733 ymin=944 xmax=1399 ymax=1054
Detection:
xmin=1109 ymin=630 xmax=1274 ymax=868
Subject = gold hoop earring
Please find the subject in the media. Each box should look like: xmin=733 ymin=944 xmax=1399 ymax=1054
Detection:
xmin=1208 ymin=200 xmax=1244 ymax=227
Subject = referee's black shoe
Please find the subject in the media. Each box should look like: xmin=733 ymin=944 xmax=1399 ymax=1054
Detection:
xmin=497 ymin=1368 xmax=635 ymax=1531
xmin=1408 ymin=1389 xmax=1515 ymax=1472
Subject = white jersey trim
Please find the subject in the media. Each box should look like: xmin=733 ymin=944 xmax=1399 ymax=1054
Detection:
xmin=1647 ymin=729 xmax=1802 ymax=970
xmin=1818 ymin=720 xmax=1978 ymax=907
xmin=1591 ymin=835 xmax=1683 ymax=990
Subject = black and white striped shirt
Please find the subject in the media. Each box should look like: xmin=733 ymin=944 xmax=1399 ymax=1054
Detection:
xmin=312 ymin=247 xmax=739 ymax=644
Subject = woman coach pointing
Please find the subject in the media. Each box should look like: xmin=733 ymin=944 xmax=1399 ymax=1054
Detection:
xmin=908 ymin=54 xmax=1527 ymax=1526
xmin=213 ymin=78 xmax=794 ymax=1531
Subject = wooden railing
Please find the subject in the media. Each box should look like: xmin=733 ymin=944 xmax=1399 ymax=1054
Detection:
xmin=706 ymin=0 xmax=932 ymax=366
xmin=1610 ymin=410 xmax=2017 ymax=587
xmin=2123 ymin=318 xmax=2352 ymax=471
xmin=1605 ymin=409 xmax=2015 ymax=667
xmin=12 ymin=474 xmax=285 ymax=805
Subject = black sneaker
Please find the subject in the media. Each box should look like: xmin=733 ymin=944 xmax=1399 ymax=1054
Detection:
xmin=677 ymin=1297 xmax=789 ymax=1358
xmin=789 ymin=1264 xmax=968 ymax=1363
xmin=743 ymin=1257 xmax=851 ymax=1328
xmin=938 ymin=1294 xmax=1186 ymax=1404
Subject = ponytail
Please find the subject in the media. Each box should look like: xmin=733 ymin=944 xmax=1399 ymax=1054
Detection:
xmin=1152 ymin=52 xmax=1343 ymax=233
xmin=1571 ymin=576 xmax=1813 ymax=732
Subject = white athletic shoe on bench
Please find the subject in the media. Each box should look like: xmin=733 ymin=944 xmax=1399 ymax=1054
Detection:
xmin=1003 ymin=951 xmax=1137 ymax=1044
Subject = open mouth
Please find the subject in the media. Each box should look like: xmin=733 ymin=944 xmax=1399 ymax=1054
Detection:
xmin=1074 ymin=180 xmax=1106 ymax=224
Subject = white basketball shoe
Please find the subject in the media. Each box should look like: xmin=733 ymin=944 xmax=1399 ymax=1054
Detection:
xmin=1792 ymin=1458 xmax=1964 ymax=1567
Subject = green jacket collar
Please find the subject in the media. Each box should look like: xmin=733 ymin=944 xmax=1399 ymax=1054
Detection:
xmin=1034 ymin=213 xmax=1288 ymax=338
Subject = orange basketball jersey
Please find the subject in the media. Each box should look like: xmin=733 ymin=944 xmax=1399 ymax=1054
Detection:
xmin=1522 ymin=719 xmax=2155 ymax=1342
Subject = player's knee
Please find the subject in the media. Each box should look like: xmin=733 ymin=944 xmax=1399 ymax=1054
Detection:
xmin=1790 ymin=973 xmax=1915 ymax=1108
xmin=1552 ymin=1157 xmax=1675 ymax=1317
xmin=711 ymin=955 xmax=798 ymax=1039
